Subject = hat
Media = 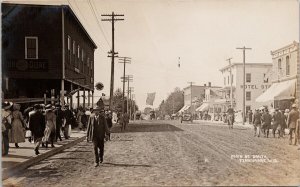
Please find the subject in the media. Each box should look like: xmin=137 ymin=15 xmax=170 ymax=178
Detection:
xmin=285 ymin=109 xmax=290 ymax=113
xmin=2 ymin=102 xmax=13 ymax=110
xmin=92 ymin=106 xmax=104 ymax=112
xmin=13 ymin=103 xmax=21 ymax=110
xmin=33 ymin=104 xmax=41 ymax=109
xmin=292 ymin=104 xmax=297 ymax=108
xmin=45 ymin=104 xmax=54 ymax=110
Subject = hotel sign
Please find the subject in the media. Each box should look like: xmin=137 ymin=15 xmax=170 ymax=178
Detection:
xmin=6 ymin=59 xmax=48 ymax=72
xmin=240 ymin=84 xmax=271 ymax=89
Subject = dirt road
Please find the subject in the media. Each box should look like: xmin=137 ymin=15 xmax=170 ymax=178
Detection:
xmin=4 ymin=120 xmax=300 ymax=186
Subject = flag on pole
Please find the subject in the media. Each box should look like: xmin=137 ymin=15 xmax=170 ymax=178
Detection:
xmin=146 ymin=92 xmax=156 ymax=106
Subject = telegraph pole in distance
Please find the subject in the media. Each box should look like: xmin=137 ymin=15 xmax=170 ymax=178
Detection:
xmin=128 ymin=87 xmax=134 ymax=120
xmin=226 ymin=57 xmax=233 ymax=109
xmin=125 ymin=75 xmax=133 ymax=113
xmin=236 ymin=46 xmax=252 ymax=125
xmin=187 ymin=82 xmax=195 ymax=116
xmin=102 ymin=12 xmax=124 ymax=110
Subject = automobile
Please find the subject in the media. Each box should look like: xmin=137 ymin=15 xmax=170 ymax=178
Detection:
xmin=180 ymin=113 xmax=193 ymax=123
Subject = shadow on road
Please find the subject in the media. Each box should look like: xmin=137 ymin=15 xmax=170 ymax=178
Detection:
xmin=111 ymin=123 xmax=183 ymax=133
xmin=103 ymin=162 xmax=151 ymax=168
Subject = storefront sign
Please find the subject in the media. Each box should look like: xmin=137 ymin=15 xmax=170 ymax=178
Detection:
xmin=240 ymin=84 xmax=271 ymax=89
xmin=6 ymin=59 xmax=48 ymax=72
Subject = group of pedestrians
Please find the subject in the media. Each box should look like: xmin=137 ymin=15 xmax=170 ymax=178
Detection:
xmin=252 ymin=104 xmax=300 ymax=146
xmin=1 ymin=102 xmax=74 ymax=156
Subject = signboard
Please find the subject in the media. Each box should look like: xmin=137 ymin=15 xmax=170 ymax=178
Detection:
xmin=240 ymin=84 xmax=271 ymax=89
xmin=6 ymin=59 xmax=48 ymax=72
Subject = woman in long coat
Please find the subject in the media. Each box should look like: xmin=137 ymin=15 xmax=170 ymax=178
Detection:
xmin=42 ymin=105 xmax=56 ymax=148
xmin=9 ymin=104 xmax=25 ymax=147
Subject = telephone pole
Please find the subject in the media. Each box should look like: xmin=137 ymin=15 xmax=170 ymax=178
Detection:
xmin=119 ymin=57 xmax=131 ymax=119
xmin=187 ymin=82 xmax=195 ymax=115
xmin=226 ymin=57 xmax=233 ymax=109
xmin=236 ymin=46 xmax=252 ymax=125
xmin=128 ymin=87 xmax=134 ymax=120
xmin=101 ymin=12 xmax=124 ymax=110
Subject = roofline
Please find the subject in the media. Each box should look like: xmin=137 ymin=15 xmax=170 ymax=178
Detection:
xmin=2 ymin=2 xmax=97 ymax=49
xmin=219 ymin=63 xmax=272 ymax=72
xmin=271 ymin=41 xmax=298 ymax=55
xmin=183 ymin=85 xmax=222 ymax=90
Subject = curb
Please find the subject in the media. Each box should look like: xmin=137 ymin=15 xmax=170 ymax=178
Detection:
xmin=2 ymin=136 xmax=86 ymax=180
xmin=193 ymin=120 xmax=253 ymax=128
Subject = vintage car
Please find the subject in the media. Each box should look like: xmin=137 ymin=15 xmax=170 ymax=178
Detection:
xmin=180 ymin=113 xmax=193 ymax=123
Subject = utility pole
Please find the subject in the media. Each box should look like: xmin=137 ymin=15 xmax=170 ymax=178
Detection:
xmin=119 ymin=57 xmax=131 ymax=129
xmin=226 ymin=57 xmax=233 ymax=109
xmin=187 ymin=82 xmax=195 ymax=116
xmin=128 ymin=87 xmax=134 ymax=120
xmin=102 ymin=12 xmax=124 ymax=110
xmin=132 ymin=94 xmax=135 ymax=120
xmin=236 ymin=46 xmax=252 ymax=125
xmin=125 ymin=75 xmax=133 ymax=113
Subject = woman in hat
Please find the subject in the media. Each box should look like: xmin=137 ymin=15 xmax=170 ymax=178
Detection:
xmin=42 ymin=104 xmax=56 ymax=148
xmin=9 ymin=103 xmax=26 ymax=148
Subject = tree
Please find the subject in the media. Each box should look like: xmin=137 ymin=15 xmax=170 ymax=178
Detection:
xmin=158 ymin=87 xmax=184 ymax=116
xmin=111 ymin=88 xmax=139 ymax=113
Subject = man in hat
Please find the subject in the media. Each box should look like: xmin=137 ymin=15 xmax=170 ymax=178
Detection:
xmin=63 ymin=104 xmax=73 ymax=139
xmin=29 ymin=104 xmax=45 ymax=155
xmin=2 ymin=102 xmax=12 ymax=156
xmin=272 ymin=108 xmax=281 ymax=138
xmin=54 ymin=103 xmax=65 ymax=141
xmin=253 ymin=109 xmax=262 ymax=137
xmin=261 ymin=108 xmax=272 ymax=138
xmin=87 ymin=106 xmax=110 ymax=167
xmin=287 ymin=104 xmax=299 ymax=145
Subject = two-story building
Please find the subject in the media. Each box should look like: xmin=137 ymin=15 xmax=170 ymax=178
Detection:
xmin=2 ymin=3 xmax=97 ymax=109
xmin=256 ymin=41 xmax=299 ymax=110
xmin=218 ymin=63 xmax=272 ymax=116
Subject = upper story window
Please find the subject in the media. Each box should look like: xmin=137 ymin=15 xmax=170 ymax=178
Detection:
xmin=246 ymin=91 xmax=251 ymax=101
xmin=72 ymin=41 xmax=75 ymax=55
xmin=286 ymin=56 xmax=290 ymax=75
xmin=227 ymin=76 xmax=229 ymax=84
xmin=87 ymin=57 xmax=90 ymax=74
xmin=246 ymin=73 xmax=251 ymax=83
xmin=67 ymin=36 xmax=71 ymax=51
xmin=224 ymin=77 xmax=226 ymax=85
xmin=81 ymin=49 xmax=84 ymax=61
xmin=278 ymin=58 xmax=282 ymax=70
xmin=25 ymin=37 xmax=38 ymax=59
xmin=77 ymin=45 xmax=80 ymax=59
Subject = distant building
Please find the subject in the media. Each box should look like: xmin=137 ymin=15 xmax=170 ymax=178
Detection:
xmin=256 ymin=41 xmax=299 ymax=110
xmin=218 ymin=63 xmax=272 ymax=114
xmin=2 ymin=3 xmax=97 ymax=109
xmin=178 ymin=82 xmax=221 ymax=113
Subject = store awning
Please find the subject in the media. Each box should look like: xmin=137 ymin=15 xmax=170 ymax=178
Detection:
xmin=256 ymin=79 xmax=296 ymax=102
xmin=196 ymin=103 xmax=209 ymax=111
xmin=177 ymin=105 xmax=190 ymax=113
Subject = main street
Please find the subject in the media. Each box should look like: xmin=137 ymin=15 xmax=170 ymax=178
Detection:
xmin=4 ymin=121 xmax=300 ymax=186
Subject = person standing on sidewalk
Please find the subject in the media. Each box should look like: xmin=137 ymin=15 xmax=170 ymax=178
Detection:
xmin=29 ymin=104 xmax=45 ymax=155
xmin=63 ymin=104 xmax=73 ymax=139
xmin=105 ymin=110 xmax=113 ymax=141
xmin=2 ymin=102 xmax=12 ymax=156
xmin=9 ymin=104 xmax=26 ymax=148
xmin=287 ymin=104 xmax=299 ymax=145
xmin=87 ymin=106 xmax=110 ymax=167
xmin=253 ymin=109 xmax=262 ymax=137
xmin=42 ymin=104 xmax=56 ymax=148
xmin=54 ymin=104 xmax=65 ymax=141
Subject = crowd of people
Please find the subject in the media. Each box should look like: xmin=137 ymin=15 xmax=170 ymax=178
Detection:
xmin=1 ymin=102 xmax=114 ymax=156
xmin=251 ymin=104 xmax=300 ymax=147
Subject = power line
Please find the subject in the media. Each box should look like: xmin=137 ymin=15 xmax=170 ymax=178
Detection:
xmin=87 ymin=0 xmax=111 ymax=49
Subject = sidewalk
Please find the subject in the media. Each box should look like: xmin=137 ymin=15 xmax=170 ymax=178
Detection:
xmin=194 ymin=119 xmax=254 ymax=129
xmin=2 ymin=129 xmax=86 ymax=180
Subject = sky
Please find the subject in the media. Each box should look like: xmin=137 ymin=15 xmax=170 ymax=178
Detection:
xmin=3 ymin=0 xmax=300 ymax=110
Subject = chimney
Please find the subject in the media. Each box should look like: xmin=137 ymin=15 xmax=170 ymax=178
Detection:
xmin=208 ymin=82 xmax=211 ymax=87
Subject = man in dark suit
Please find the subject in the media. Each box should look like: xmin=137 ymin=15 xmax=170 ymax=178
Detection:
xmin=287 ymin=104 xmax=299 ymax=145
xmin=87 ymin=106 xmax=110 ymax=167
xmin=54 ymin=104 xmax=65 ymax=141
xmin=29 ymin=104 xmax=46 ymax=155
xmin=252 ymin=109 xmax=262 ymax=137
xmin=261 ymin=109 xmax=272 ymax=138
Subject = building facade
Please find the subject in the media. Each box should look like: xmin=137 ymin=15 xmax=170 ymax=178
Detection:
xmin=2 ymin=3 xmax=97 ymax=108
xmin=219 ymin=63 xmax=272 ymax=114
xmin=256 ymin=41 xmax=299 ymax=109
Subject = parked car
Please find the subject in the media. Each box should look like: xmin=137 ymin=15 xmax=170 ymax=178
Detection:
xmin=180 ymin=113 xmax=193 ymax=123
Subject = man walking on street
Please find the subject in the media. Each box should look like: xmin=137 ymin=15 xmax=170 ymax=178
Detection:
xmin=87 ymin=106 xmax=110 ymax=167
xmin=272 ymin=108 xmax=281 ymax=138
xmin=29 ymin=104 xmax=45 ymax=155
xmin=63 ymin=104 xmax=73 ymax=139
xmin=253 ymin=109 xmax=262 ymax=137
xmin=54 ymin=104 xmax=65 ymax=141
xmin=261 ymin=109 xmax=272 ymax=138
xmin=287 ymin=104 xmax=299 ymax=145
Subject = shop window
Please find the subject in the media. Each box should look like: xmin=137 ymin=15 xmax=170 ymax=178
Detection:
xmin=246 ymin=91 xmax=251 ymax=101
xmin=25 ymin=37 xmax=38 ymax=59
xmin=246 ymin=73 xmax=251 ymax=83
xmin=278 ymin=58 xmax=281 ymax=70
xmin=286 ymin=56 xmax=290 ymax=75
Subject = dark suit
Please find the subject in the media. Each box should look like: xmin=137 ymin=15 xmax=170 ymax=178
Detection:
xmin=29 ymin=110 xmax=45 ymax=151
xmin=287 ymin=109 xmax=300 ymax=144
xmin=252 ymin=112 xmax=262 ymax=137
xmin=87 ymin=113 xmax=109 ymax=164
xmin=261 ymin=112 xmax=272 ymax=137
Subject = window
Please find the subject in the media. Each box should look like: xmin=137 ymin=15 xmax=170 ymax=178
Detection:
xmin=81 ymin=49 xmax=84 ymax=61
xmin=228 ymin=76 xmax=229 ymax=84
xmin=25 ymin=37 xmax=38 ymax=59
xmin=77 ymin=45 xmax=80 ymax=58
xmin=90 ymin=61 xmax=93 ymax=75
xmin=286 ymin=56 xmax=290 ymax=75
xmin=87 ymin=57 xmax=90 ymax=75
xmin=67 ymin=36 xmax=71 ymax=51
xmin=224 ymin=77 xmax=226 ymax=85
xmin=246 ymin=73 xmax=251 ymax=83
xmin=72 ymin=41 xmax=75 ymax=55
xmin=246 ymin=91 xmax=251 ymax=101
xmin=246 ymin=106 xmax=251 ymax=113
xmin=231 ymin=74 xmax=233 ymax=84
xmin=278 ymin=58 xmax=281 ymax=70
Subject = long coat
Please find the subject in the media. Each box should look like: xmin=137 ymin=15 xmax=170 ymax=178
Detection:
xmin=43 ymin=110 xmax=56 ymax=142
xmin=87 ymin=113 xmax=109 ymax=142
xmin=9 ymin=110 xmax=25 ymax=143
xmin=287 ymin=109 xmax=300 ymax=129
xmin=29 ymin=110 xmax=45 ymax=139
xmin=252 ymin=112 xmax=262 ymax=125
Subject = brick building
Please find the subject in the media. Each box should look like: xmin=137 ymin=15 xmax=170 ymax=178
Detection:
xmin=2 ymin=3 xmax=97 ymax=108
